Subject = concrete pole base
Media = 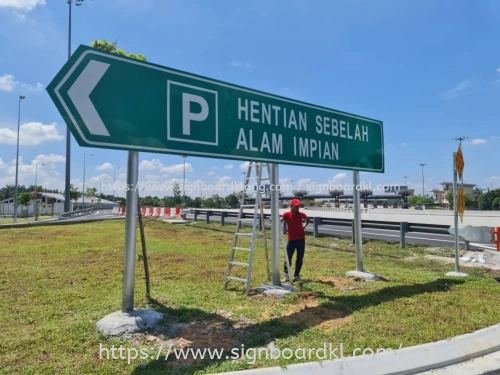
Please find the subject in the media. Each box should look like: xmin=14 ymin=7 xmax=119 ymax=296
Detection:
xmin=346 ymin=270 xmax=379 ymax=282
xmin=96 ymin=309 xmax=164 ymax=336
xmin=256 ymin=283 xmax=298 ymax=298
xmin=445 ymin=271 xmax=469 ymax=277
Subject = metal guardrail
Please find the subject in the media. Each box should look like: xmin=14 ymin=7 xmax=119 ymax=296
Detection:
xmin=190 ymin=209 xmax=460 ymax=249
xmin=57 ymin=207 xmax=95 ymax=219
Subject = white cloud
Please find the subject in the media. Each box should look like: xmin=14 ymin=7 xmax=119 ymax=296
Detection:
xmin=160 ymin=163 xmax=193 ymax=174
xmin=0 ymin=153 xmax=65 ymax=187
xmin=471 ymin=138 xmax=487 ymax=145
xmin=0 ymin=74 xmax=44 ymax=92
xmin=332 ymin=172 xmax=347 ymax=183
xmin=0 ymin=122 xmax=64 ymax=145
xmin=224 ymin=164 xmax=233 ymax=169
xmin=296 ymin=178 xmax=312 ymax=190
xmin=96 ymin=162 xmax=114 ymax=171
xmin=217 ymin=176 xmax=231 ymax=184
xmin=139 ymin=159 xmax=164 ymax=171
xmin=0 ymin=158 xmax=5 ymax=169
xmin=240 ymin=161 xmax=250 ymax=170
xmin=230 ymin=60 xmax=252 ymax=68
xmin=0 ymin=0 xmax=46 ymax=11
xmin=487 ymin=176 xmax=500 ymax=183
xmin=497 ymin=68 xmax=500 ymax=73
xmin=33 ymin=153 xmax=65 ymax=165
xmin=207 ymin=171 xmax=215 ymax=176
xmin=440 ymin=80 xmax=471 ymax=100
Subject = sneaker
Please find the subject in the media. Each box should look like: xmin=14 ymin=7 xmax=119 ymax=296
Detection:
xmin=293 ymin=276 xmax=302 ymax=282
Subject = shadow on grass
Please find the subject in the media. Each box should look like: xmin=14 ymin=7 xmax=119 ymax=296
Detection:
xmin=128 ymin=278 xmax=465 ymax=374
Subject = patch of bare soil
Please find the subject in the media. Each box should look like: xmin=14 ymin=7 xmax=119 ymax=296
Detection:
xmin=129 ymin=312 xmax=254 ymax=366
xmin=259 ymin=291 xmax=351 ymax=331
xmin=279 ymin=292 xmax=351 ymax=331
xmin=315 ymin=276 xmax=360 ymax=290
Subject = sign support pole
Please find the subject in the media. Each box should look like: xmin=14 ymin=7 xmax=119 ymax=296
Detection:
xmin=270 ymin=163 xmax=281 ymax=285
xmin=352 ymin=171 xmax=364 ymax=272
xmin=122 ymin=151 xmax=139 ymax=313
xmin=453 ymin=152 xmax=461 ymax=273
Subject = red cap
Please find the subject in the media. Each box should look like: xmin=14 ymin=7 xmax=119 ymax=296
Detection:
xmin=290 ymin=199 xmax=301 ymax=207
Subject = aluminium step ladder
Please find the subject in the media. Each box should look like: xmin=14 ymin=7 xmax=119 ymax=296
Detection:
xmin=224 ymin=162 xmax=293 ymax=294
xmin=224 ymin=162 xmax=271 ymax=294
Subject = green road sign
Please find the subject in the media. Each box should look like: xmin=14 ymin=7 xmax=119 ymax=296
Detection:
xmin=47 ymin=45 xmax=384 ymax=172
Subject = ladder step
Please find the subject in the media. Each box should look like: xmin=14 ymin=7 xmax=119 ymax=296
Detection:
xmin=239 ymin=219 xmax=255 ymax=223
xmin=230 ymin=261 xmax=249 ymax=267
xmin=226 ymin=276 xmax=248 ymax=283
xmin=241 ymin=205 xmax=255 ymax=208
xmin=233 ymin=246 xmax=251 ymax=251
xmin=236 ymin=233 xmax=253 ymax=237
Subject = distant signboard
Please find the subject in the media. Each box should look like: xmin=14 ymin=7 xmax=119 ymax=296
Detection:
xmin=384 ymin=185 xmax=408 ymax=192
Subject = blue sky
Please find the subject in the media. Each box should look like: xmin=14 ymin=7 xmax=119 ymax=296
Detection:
xmin=1 ymin=0 xmax=499 ymax=199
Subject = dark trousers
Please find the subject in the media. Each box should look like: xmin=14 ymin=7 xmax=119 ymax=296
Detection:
xmin=284 ymin=239 xmax=305 ymax=277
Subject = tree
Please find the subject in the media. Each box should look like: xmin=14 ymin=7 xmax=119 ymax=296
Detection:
xmin=18 ymin=192 xmax=31 ymax=214
xmin=47 ymin=197 xmax=57 ymax=216
xmin=68 ymin=184 xmax=81 ymax=210
xmin=225 ymin=194 xmax=239 ymax=208
xmin=90 ymin=39 xmax=147 ymax=61
xmin=408 ymin=195 xmax=434 ymax=206
xmin=85 ymin=187 xmax=97 ymax=198
xmin=494 ymin=197 xmax=500 ymax=210
xmin=173 ymin=182 xmax=181 ymax=205
xmin=446 ymin=189 xmax=474 ymax=209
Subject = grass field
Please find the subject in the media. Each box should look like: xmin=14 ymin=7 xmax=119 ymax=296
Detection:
xmin=1 ymin=219 xmax=499 ymax=375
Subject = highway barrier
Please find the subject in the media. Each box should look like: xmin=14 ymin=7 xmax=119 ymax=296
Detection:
xmin=189 ymin=209 xmax=473 ymax=249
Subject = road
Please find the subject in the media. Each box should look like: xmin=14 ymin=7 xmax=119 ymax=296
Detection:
xmin=1 ymin=209 xmax=491 ymax=250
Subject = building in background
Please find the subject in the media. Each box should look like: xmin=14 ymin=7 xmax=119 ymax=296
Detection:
xmin=0 ymin=192 xmax=118 ymax=217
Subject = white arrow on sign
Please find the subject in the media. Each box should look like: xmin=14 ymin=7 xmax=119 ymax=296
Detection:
xmin=67 ymin=60 xmax=111 ymax=137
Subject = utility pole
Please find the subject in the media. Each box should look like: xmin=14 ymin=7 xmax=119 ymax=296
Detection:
xmin=419 ymin=164 xmax=427 ymax=196
xmin=65 ymin=0 xmax=91 ymax=212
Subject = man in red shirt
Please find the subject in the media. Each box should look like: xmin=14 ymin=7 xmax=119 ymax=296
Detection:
xmin=280 ymin=198 xmax=309 ymax=282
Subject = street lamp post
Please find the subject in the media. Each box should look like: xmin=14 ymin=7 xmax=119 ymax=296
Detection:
xmin=100 ymin=178 xmax=106 ymax=208
xmin=404 ymin=176 xmax=408 ymax=186
xmin=113 ymin=166 xmax=121 ymax=204
xmin=419 ymin=164 xmax=427 ymax=197
xmin=65 ymin=0 xmax=90 ymax=213
xmin=34 ymin=163 xmax=45 ymax=221
xmin=13 ymin=95 xmax=26 ymax=223
xmin=181 ymin=156 xmax=186 ymax=203
xmin=82 ymin=153 xmax=94 ymax=209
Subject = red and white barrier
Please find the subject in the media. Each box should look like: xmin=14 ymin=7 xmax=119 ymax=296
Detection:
xmin=153 ymin=207 xmax=161 ymax=217
xmin=159 ymin=207 xmax=171 ymax=217
xmin=143 ymin=207 xmax=153 ymax=217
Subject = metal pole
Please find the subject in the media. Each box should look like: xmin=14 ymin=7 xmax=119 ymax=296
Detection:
xmin=353 ymin=171 xmax=363 ymax=272
xmin=122 ymin=151 xmax=139 ymax=313
xmin=64 ymin=0 xmax=72 ymax=213
xmin=270 ymin=164 xmax=280 ymax=285
xmin=453 ymin=152 xmax=461 ymax=273
xmin=82 ymin=154 xmax=86 ymax=209
xmin=13 ymin=96 xmax=24 ymax=223
xmin=34 ymin=165 xmax=38 ymax=220
xmin=182 ymin=156 xmax=186 ymax=203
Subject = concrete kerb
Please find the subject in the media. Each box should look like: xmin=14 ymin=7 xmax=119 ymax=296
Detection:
xmin=345 ymin=270 xmax=381 ymax=282
xmin=96 ymin=309 xmax=164 ymax=336
xmin=214 ymin=324 xmax=500 ymax=375
xmin=255 ymin=283 xmax=298 ymax=298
